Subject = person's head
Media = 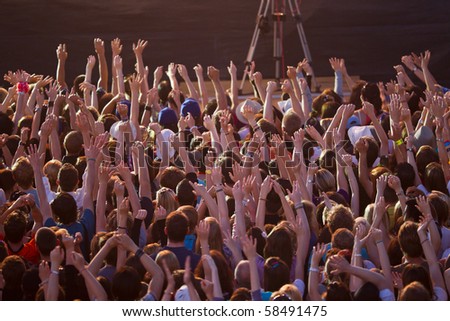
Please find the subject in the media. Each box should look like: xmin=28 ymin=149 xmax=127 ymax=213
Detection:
xmin=35 ymin=227 xmax=57 ymax=257
xmin=428 ymin=191 xmax=449 ymax=226
xmin=195 ymin=250 xmax=234 ymax=296
xmin=399 ymin=281 xmax=432 ymax=301
xmin=57 ymin=163 xmax=79 ymax=192
xmin=321 ymin=101 xmax=340 ymax=119
xmin=402 ymin=264 xmax=433 ymax=298
xmin=355 ymin=136 xmax=379 ymax=168
xmin=159 ymin=166 xmax=186 ymax=191
xmin=178 ymin=205 xmax=198 ymax=234
xmin=395 ymin=162 xmax=416 ymax=192
xmin=1 ymin=255 xmax=26 ymax=294
xmin=0 ymin=112 xmax=14 ymax=135
xmin=176 ymin=179 xmax=196 ymax=206
xmin=423 ymin=162 xmax=448 ymax=195
xmin=165 ymin=210 xmax=189 ymax=243
xmin=398 ymin=222 xmax=422 ymax=259
xmin=11 ymin=157 xmax=34 ymax=189
xmin=318 ymin=150 xmax=336 ymax=176
xmin=112 ymin=266 xmax=142 ymax=300
xmin=50 ymin=192 xmax=78 ymax=224
xmin=323 ymin=281 xmax=352 ymax=301
xmin=180 ymin=98 xmax=202 ymax=125
xmin=278 ymin=284 xmax=303 ymax=301
xmin=403 ymin=199 xmax=422 ymax=223
xmin=156 ymin=187 xmax=179 ymax=215
xmin=0 ymin=169 xmax=16 ymax=194
xmin=361 ymin=83 xmax=382 ymax=114
xmin=43 ymin=160 xmax=62 ymax=191
xmin=156 ymin=250 xmax=180 ymax=274
xmin=416 ymin=146 xmax=439 ymax=178
xmin=158 ymin=80 xmax=172 ymax=106
xmin=157 ymin=107 xmax=178 ymax=132
xmin=63 ymin=131 xmax=83 ymax=155
xmin=315 ymin=168 xmax=336 ymax=194
xmin=4 ymin=210 xmax=27 ymax=243
xmin=353 ymin=282 xmax=380 ymax=301
xmin=234 ymin=260 xmax=251 ymax=290
xmin=230 ymin=287 xmax=252 ymax=301
xmin=331 ymin=228 xmax=354 ymax=251
xmin=201 ymin=217 xmax=224 ymax=253
xmin=264 ymin=226 xmax=293 ymax=270
xmin=281 ymin=109 xmax=302 ymax=138
xmin=327 ymin=205 xmax=355 ymax=234
xmin=263 ymin=257 xmax=290 ymax=292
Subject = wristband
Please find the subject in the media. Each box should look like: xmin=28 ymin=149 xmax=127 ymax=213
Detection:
xmin=309 ymin=267 xmax=319 ymax=273
xmin=205 ymin=169 xmax=212 ymax=175
xmin=406 ymin=148 xmax=414 ymax=153
xmin=17 ymin=81 xmax=29 ymax=94
xmin=252 ymin=125 xmax=260 ymax=132
xmin=88 ymin=158 xmax=96 ymax=162
xmin=117 ymin=226 xmax=127 ymax=230
xmin=376 ymin=240 xmax=383 ymax=245
xmin=395 ymin=138 xmax=403 ymax=146
xmin=215 ymin=188 xmax=223 ymax=193
xmin=51 ymin=269 xmax=59 ymax=275
xmin=444 ymin=141 xmax=450 ymax=147
xmin=354 ymin=254 xmax=362 ymax=257
xmin=412 ymin=67 xmax=418 ymax=72
xmin=420 ymin=238 xmax=429 ymax=245
xmin=396 ymin=191 xmax=404 ymax=196
xmin=294 ymin=203 xmax=304 ymax=210
xmin=135 ymin=248 xmax=145 ymax=259
xmin=190 ymin=126 xmax=198 ymax=133
xmin=259 ymin=198 xmax=266 ymax=202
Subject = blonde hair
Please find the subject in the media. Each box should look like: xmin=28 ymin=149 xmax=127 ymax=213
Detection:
xmin=155 ymin=250 xmax=180 ymax=273
xmin=279 ymin=284 xmax=303 ymax=301
xmin=315 ymin=169 xmax=336 ymax=193
xmin=156 ymin=187 xmax=179 ymax=214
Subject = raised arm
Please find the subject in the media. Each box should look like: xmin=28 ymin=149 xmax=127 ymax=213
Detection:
xmin=71 ymin=251 xmax=107 ymax=300
xmin=193 ymin=64 xmax=209 ymax=110
xmin=207 ymin=66 xmax=227 ymax=110
xmin=110 ymin=38 xmax=123 ymax=95
xmin=178 ymin=64 xmax=199 ymax=101
xmin=227 ymin=61 xmax=239 ymax=109
xmin=308 ymin=243 xmax=327 ymax=301
xmin=56 ymin=44 xmax=68 ymax=89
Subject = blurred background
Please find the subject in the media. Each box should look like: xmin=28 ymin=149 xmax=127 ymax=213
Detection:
xmin=1 ymin=0 xmax=449 ymax=88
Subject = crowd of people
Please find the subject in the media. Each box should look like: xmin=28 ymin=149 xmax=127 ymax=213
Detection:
xmin=0 ymin=37 xmax=449 ymax=301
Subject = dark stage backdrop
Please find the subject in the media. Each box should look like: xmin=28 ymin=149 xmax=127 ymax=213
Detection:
xmin=1 ymin=0 xmax=449 ymax=87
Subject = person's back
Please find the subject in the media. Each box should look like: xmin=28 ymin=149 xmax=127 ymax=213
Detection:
xmin=152 ymin=210 xmax=200 ymax=269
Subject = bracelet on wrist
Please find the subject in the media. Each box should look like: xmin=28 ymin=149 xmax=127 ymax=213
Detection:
xmin=420 ymin=238 xmax=429 ymax=245
xmin=407 ymin=148 xmax=414 ymax=153
xmin=309 ymin=267 xmax=319 ymax=273
xmin=294 ymin=203 xmax=304 ymax=210
xmin=135 ymin=248 xmax=145 ymax=259
xmin=88 ymin=158 xmax=96 ymax=162
xmin=354 ymin=254 xmax=362 ymax=257
xmin=50 ymin=269 xmax=59 ymax=275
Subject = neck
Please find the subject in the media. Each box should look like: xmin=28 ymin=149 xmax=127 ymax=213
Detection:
xmin=167 ymin=240 xmax=185 ymax=248
xmin=7 ymin=240 xmax=24 ymax=252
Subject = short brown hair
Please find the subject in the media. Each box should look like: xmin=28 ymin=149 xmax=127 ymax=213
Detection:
xmin=165 ymin=210 xmax=188 ymax=242
xmin=63 ymin=131 xmax=83 ymax=155
xmin=159 ymin=166 xmax=185 ymax=191
xmin=57 ymin=163 xmax=79 ymax=192
xmin=282 ymin=110 xmax=302 ymax=138
xmin=398 ymin=221 xmax=422 ymax=258
xmin=44 ymin=160 xmax=62 ymax=191
xmin=11 ymin=157 xmax=34 ymax=189
xmin=327 ymin=205 xmax=354 ymax=234
xmin=331 ymin=228 xmax=354 ymax=251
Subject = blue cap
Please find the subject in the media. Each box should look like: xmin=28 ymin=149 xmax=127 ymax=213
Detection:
xmin=180 ymin=98 xmax=201 ymax=118
xmin=347 ymin=115 xmax=361 ymax=129
xmin=158 ymin=107 xmax=178 ymax=126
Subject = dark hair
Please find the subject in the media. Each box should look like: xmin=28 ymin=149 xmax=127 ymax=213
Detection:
xmin=0 ymin=112 xmax=14 ymax=135
xmin=323 ymin=281 xmax=352 ymax=301
xmin=361 ymin=83 xmax=382 ymax=114
xmin=57 ymin=163 xmax=79 ymax=192
xmin=1 ymin=255 xmax=26 ymax=300
xmin=424 ymin=163 xmax=448 ymax=195
xmin=51 ymin=192 xmax=78 ymax=224
xmin=159 ymin=167 xmax=186 ymax=191
xmin=395 ymin=163 xmax=416 ymax=192
xmin=263 ymin=257 xmax=290 ymax=292
xmin=331 ymin=228 xmax=354 ymax=251
xmin=165 ymin=211 xmax=189 ymax=242
xmin=176 ymin=179 xmax=196 ymax=207
xmin=353 ymin=282 xmax=380 ymax=301
xmin=398 ymin=222 xmax=422 ymax=258
xmin=230 ymin=287 xmax=252 ymax=301
xmin=428 ymin=192 xmax=449 ymax=226
xmin=35 ymin=227 xmax=57 ymax=256
xmin=416 ymin=146 xmax=439 ymax=178
xmin=112 ymin=266 xmax=142 ymax=300
xmin=4 ymin=211 xmax=27 ymax=243
xmin=399 ymin=281 xmax=431 ymax=301
xmin=402 ymin=264 xmax=433 ymax=298
xmin=328 ymin=205 xmax=354 ymax=234
xmin=63 ymin=131 xmax=83 ymax=155
xmin=195 ymin=250 xmax=234 ymax=297
xmin=264 ymin=227 xmax=293 ymax=269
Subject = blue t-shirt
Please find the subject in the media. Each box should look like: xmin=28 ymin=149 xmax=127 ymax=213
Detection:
xmin=44 ymin=208 xmax=95 ymax=260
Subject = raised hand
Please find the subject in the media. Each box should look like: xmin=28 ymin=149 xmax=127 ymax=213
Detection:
xmin=56 ymin=44 xmax=68 ymax=61
xmin=210 ymin=166 xmax=223 ymax=186
xmin=227 ymin=61 xmax=237 ymax=76
xmin=166 ymin=63 xmax=177 ymax=77
xmin=329 ymin=57 xmax=343 ymax=72
xmin=50 ymin=246 xmax=65 ymax=267
xmin=196 ymin=220 xmax=210 ymax=242
xmin=240 ymin=234 xmax=257 ymax=260
xmin=86 ymin=55 xmax=96 ymax=70
xmin=111 ymin=38 xmax=123 ymax=56
xmin=260 ymin=176 xmax=273 ymax=198
xmin=94 ymin=38 xmax=105 ymax=55
xmin=154 ymin=206 xmax=167 ymax=222
xmin=113 ymin=55 xmax=122 ymax=70
xmin=311 ymin=243 xmax=327 ymax=267
xmin=207 ymin=66 xmax=220 ymax=81
xmin=287 ymin=181 xmax=302 ymax=204
xmin=132 ymin=39 xmax=148 ymax=55
xmin=266 ymin=80 xmax=277 ymax=94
